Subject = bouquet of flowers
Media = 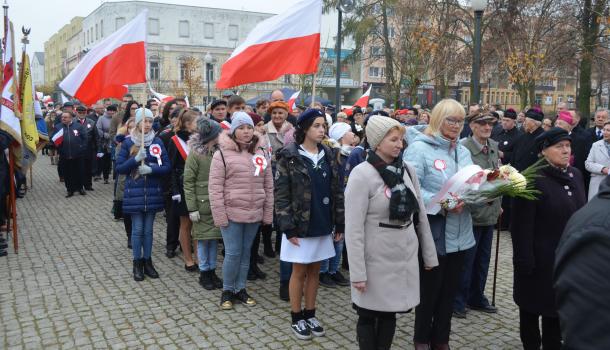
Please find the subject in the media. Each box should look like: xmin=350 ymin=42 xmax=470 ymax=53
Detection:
xmin=427 ymin=159 xmax=545 ymax=214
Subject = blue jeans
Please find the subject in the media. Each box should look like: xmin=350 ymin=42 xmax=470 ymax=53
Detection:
xmin=454 ymin=225 xmax=494 ymax=312
xmin=320 ymin=237 xmax=343 ymax=274
xmin=221 ymin=221 xmax=259 ymax=292
xmin=197 ymin=239 xmax=218 ymax=271
xmin=131 ymin=211 xmax=156 ymax=260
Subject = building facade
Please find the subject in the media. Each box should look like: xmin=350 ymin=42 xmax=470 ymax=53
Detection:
xmin=31 ymin=52 xmax=45 ymax=87
xmin=44 ymin=17 xmax=83 ymax=86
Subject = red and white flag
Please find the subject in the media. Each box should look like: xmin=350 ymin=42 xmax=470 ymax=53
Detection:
xmin=353 ymin=85 xmax=372 ymax=108
xmin=216 ymin=0 xmax=322 ymax=88
xmin=59 ymin=10 xmax=147 ymax=105
xmin=0 ymin=21 xmax=21 ymax=143
xmin=287 ymin=90 xmax=301 ymax=111
xmin=51 ymin=128 xmax=64 ymax=146
xmin=148 ymin=83 xmax=174 ymax=102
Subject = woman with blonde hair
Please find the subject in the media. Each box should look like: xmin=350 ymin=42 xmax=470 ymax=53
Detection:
xmin=403 ymin=99 xmax=475 ymax=350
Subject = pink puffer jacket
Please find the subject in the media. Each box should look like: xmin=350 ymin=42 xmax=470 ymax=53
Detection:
xmin=209 ymin=132 xmax=274 ymax=227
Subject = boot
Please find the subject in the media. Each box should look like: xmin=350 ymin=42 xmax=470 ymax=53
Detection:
xmin=199 ymin=270 xmax=215 ymax=290
xmin=262 ymin=225 xmax=275 ymax=258
xmin=414 ymin=343 xmax=430 ymax=350
xmin=143 ymin=258 xmax=159 ymax=278
xmin=431 ymin=344 xmax=450 ymax=350
xmin=210 ymin=269 xmax=223 ymax=289
xmin=376 ymin=317 xmax=397 ymax=350
xmin=252 ymin=263 xmax=266 ymax=280
xmin=357 ymin=322 xmax=377 ymax=350
xmin=247 ymin=265 xmax=258 ymax=281
xmin=133 ymin=259 xmax=144 ymax=281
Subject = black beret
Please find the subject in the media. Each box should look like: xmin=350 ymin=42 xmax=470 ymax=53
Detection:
xmin=504 ymin=108 xmax=517 ymax=119
xmin=210 ymin=100 xmax=227 ymax=110
xmin=75 ymin=105 xmax=87 ymax=112
xmin=63 ymin=102 xmax=74 ymax=108
xmin=106 ymin=104 xmax=118 ymax=112
xmin=525 ymin=108 xmax=544 ymax=122
xmin=535 ymin=127 xmax=571 ymax=151
xmin=297 ymin=108 xmax=325 ymax=126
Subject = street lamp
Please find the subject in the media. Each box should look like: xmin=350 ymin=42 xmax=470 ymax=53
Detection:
xmin=204 ymin=52 xmax=213 ymax=107
xmin=471 ymin=0 xmax=487 ymax=105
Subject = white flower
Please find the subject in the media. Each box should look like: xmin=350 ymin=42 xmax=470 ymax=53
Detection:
xmin=509 ymin=172 xmax=527 ymax=190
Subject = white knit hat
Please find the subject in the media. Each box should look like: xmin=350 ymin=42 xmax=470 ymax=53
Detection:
xmin=230 ymin=111 xmax=254 ymax=134
xmin=135 ymin=108 xmax=153 ymax=125
xmin=329 ymin=122 xmax=351 ymax=142
xmin=366 ymin=115 xmax=402 ymax=150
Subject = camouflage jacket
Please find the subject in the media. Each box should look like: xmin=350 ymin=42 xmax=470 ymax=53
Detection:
xmin=275 ymin=142 xmax=345 ymax=238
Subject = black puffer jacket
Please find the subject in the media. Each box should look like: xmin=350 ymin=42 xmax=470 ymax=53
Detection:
xmin=52 ymin=121 xmax=88 ymax=159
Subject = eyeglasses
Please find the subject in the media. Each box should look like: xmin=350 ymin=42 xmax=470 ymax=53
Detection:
xmin=444 ymin=117 xmax=465 ymax=127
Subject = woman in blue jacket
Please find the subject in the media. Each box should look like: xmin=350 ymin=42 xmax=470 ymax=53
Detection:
xmin=116 ymin=108 xmax=171 ymax=282
xmin=403 ymin=99 xmax=475 ymax=350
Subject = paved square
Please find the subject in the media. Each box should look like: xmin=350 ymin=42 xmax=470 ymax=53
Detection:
xmin=0 ymin=157 xmax=522 ymax=349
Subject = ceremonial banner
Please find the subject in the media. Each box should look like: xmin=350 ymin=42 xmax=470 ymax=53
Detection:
xmin=19 ymin=52 xmax=38 ymax=169
xmin=0 ymin=21 xmax=20 ymax=143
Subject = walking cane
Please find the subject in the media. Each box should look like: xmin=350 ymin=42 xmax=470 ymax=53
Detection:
xmin=491 ymin=214 xmax=501 ymax=306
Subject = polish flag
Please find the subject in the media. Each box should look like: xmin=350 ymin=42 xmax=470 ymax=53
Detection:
xmin=59 ymin=11 xmax=147 ymax=105
xmin=0 ymin=21 xmax=21 ymax=143
xmin=353 ymin=85 xmax=373 ymax=108
xmin=51 ymin=128 xmax=64 ymax=146
xmin=287 ymin=90 xmax=300 ymax=111
xmin=148 ymin=84 xmax=174 ymax=102
xmin=184 ymin=95 xmax=190 ymax=108
xmin=216 ymin=0 xmax=322 ymax=88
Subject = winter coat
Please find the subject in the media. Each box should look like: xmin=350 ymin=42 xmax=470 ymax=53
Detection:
xmin=208 ymin=133 xmax=274 ymax=227
xmin=275 ymin=142 xmax=345 ymax=238
xmin=491 ymin=126 xmax=522 ymax=165
xmin=403 ymin=125 xmax=475 ymax=254
xmin=510 ymin=163 xmax=586 ymax=316
xmin=52 ymin=121 xmax=88 ymax=159
xmin=115 ymin=136 xmax=171 ymax=214
xmin=511 ymin=127 xmax=544 ymax=171
xmin=584 ymin=139 xmax=610 ymax=200
xmin=554 ymin=175 xmax=610 ymax=350
xmin=461 ymin=137 xmax=502 ymax=226
xmin=96 ymin=113 xmax=113 ymax=153
xmin=113 ymin=134 xmax=128 ymax=201
xmin=183 ymin=133 xmax=222 ymax=241
xmin=75 ymin=117 xmax=97 ymax=157
xmin=345 ymin=160 xmax=438 ymax=312
xmin=265 ymin=121 xmax=293 ymax=161
xmin=168 ymin=130 xmax=191 ymax=197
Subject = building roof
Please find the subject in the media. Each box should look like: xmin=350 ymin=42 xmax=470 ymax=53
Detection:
xmin=33 ymin=52 xmax=44 ymax=65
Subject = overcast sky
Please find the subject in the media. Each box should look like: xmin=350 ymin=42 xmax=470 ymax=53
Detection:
xmin=8 ymin=0 xmax=292 ymax=54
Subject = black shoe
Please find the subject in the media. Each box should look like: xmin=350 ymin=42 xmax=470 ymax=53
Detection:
xmin=0 ymin=242 xmax=7 ymax=249
xmin=263 ymin=244 xmax=275 ymax=258
xmin=291 ymin=319 xmax=312 ymax=340
xmin=256 ymin=255 xmax=264 ymax=264
xmin=66 ymin=192 xmax=74 ymax=198
xmin=79 ymin=189 xmax=86 ymax=195
xmin=93 ymin=177 xmax=101 ymax=182
xmin=185 ymin=264 xmax=198 ymax=272
xmin=165 ymin=249 xmax=176 ymax=258
xmin=279 ymin=281 xmax=289 ymax=301
xmin=199 ymin=270 xmax=215 ymax=290
xmin=0 ymin=249 xmax=7 ymax=257
xmin=234 ymin=289 xmax=256 ymax=306
xmin=330 ymin=271 xmax=350 ymax=287
xmin=305 ymin=317 xmax=325 ymax=337
xmin=210 ymin=269 xmax=223 ymax=289
xmin=452 ymin=309 xmax=467 ymax=319
xmin=250 ymin=264 xmax=266 ymax=280
xmin=468 ymin=303 xmax=497 ymax=313
xmin=220 ymin=290 xmax=233 ymax=310
xmin=85 ymin=187 xmax=94 ymax=191
xmin=127 ymin=239 xmax=132 ymax=249
xmin=143 ymin=258 xmax=159 ymax=278
xmin=133 ymin=259 xmax=144 ymax=281
xmin=319 ymin=272 xmax=337 ymax=288
xmin=247 ymin=266 xmax=258 ymax=281
xmin=104 ymin=179 xmax=109 ymax=184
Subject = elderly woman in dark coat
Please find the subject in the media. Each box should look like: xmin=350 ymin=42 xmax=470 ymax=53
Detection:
xmin=511 ymin=127 xmax=586 ymax=350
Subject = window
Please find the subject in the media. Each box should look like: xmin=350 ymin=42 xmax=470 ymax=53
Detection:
xmin=388 ymin=27 xmax=395 ymax=39
xmin=180 ymin=60 xmax=187 ymax=81
xmin=341 ymin=64 xmax=349 ymax=78
xmin=322 ymin=66 xmax=333 ymax=77
xmin=149 ymin=60 xmax=159 ymax=80
xmin=371 ymin=46 xmax=383 ymax=57
xmin=149 ymin=18 xmax=160 ymax=35
xmin=283 ymin=74 xmax=291 ymax=84
xmin=100 ymin=20 xmax=103 ymax=37
xmin=228 ymin=24 xmax=239 ymax=40
xmin=369 ymin=66 xmax=380 ymax=77
xmin=179 ymin=20 xmax=189 ymax=37
xmin=116 ymin=17 xmax=125 ymax=30
xmin=95 ymin=23 xmax=98 ymax=40
xmin=204 ymin=23 xmax=214 ymax=39
xmin=86 ymin=31 xmax=89 ymax=44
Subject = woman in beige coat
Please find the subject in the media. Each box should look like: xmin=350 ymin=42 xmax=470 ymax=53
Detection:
xmin=346 ymin=116 xmax=438 ymax=350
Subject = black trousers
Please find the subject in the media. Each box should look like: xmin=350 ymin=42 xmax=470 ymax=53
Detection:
xmin=63 ymin=157 xmax=84 ymax=193
xmin=124 ymin=214 xmax=132 ymax=242
xmin=83 ymin=156 xmax=93 ymax=189
xmin=98 ymin=152 xmax=111 ymax=180
xmin=164 ymin=194 xmax=180 ymax=251
xmin=519 ymin=309 xmax=561 ymax=350
xmin=414 ymin=251 xmax=466 ymax=345
xmin=356 ymin=307 xmax=397 ymax=350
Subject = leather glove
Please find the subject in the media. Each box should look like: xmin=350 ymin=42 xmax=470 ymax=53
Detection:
xmin=172 ymin=194 xmax=181 ymax=203
xmin=134 ymin=147 xmax=147 ymax=162
xmin=189 ymin=211 xmax=200 ymax=222
xmin=138 ymin=165 xmax=152 ymax=175
xmin=96 ymin=153 xmax=104 ymax=158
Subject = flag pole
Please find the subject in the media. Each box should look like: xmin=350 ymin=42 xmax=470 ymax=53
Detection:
xmin=310 ymin=73 xmax=316 ymax=108
xmin=140 ymin=105 xmax=145 ymax=165
xmin=8 ymin=148 xmax=18 ymax=252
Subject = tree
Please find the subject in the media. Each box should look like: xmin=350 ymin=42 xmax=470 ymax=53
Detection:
xmin=172 ymin=56 xmax=204 ymax=104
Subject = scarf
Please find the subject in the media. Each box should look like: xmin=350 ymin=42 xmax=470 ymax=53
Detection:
xmin=130 ymin=128 xmax=156 ymax=147
xmin=366 ymin=150 xmax=418 ymax=222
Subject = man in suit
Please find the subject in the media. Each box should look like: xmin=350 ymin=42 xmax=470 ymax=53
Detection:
xmin=511 ymin=108 xmax=545 ymax=171
xmin=573 ymin=109 xmax=608 ymax=194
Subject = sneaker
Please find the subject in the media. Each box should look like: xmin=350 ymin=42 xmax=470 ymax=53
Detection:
xmin=234 ymin=289 xmax=256 ymax=306
xmin=330 ymin=271 xmax=350 ymax=286
xmin=468 ymin=303 xmax=497 ymax=313
xmin=305 ymin=317 xmax=325 ymax=337
xmin=319 ymin=272 xmax=337 ymax=288
xmin=279 ymin=282 xmax=289 ymax=301
xmin=220 ymin=290 xmax=233 ymax=310
xmin=291 ymin=319 xmax=312 ymax=340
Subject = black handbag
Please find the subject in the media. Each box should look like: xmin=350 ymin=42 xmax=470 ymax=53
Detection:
xmin=427 ymin=214 xmax=446 ymax=256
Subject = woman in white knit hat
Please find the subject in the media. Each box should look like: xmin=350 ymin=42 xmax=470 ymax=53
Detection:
xmin=345 ymin=115 xmax=438 ymax=349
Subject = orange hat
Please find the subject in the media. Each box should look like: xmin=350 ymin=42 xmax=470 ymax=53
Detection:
xmin=267 ymin=101 xmax=290 ymax=114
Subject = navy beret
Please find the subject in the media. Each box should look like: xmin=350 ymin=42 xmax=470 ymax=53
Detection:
xmin=504 ymin=108 xmax=517 ymax=119
xmin=535 ymin=127 xmax=571 ymax=151
xmin=525 ymin=108 xmax=544 ymax=122
xmin=297 ymin=108 xmax=325 ymax=126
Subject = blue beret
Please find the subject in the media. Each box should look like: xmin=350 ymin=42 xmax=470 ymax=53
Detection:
xmin=297 ymin=108 xmax=325 ymax=126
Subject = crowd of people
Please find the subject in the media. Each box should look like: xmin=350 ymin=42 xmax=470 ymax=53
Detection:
xmin=3 ymin=88 xmax=609 ymax=349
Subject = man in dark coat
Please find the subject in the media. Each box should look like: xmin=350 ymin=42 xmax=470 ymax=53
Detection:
xmin=554 ymin=175 xmax=610 ymax=350
xmin=52 ymin=111 xmax=88 ymax=197
xmin=573 ymin=109 xmax=608 ymax=194
xmin=75 ymin=105 xmax=97 ymax=191
xmin=511 ymin=108 xmax=545 ymax=171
